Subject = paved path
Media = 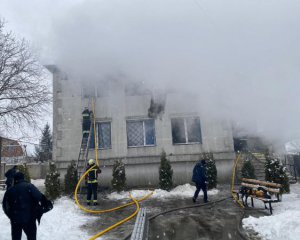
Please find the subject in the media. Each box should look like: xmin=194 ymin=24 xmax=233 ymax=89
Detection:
xmin=78 ymin=185 xmax=265 ymax=240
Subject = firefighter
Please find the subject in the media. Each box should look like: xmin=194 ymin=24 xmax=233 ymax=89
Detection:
xmin=5 ymin=165 xmax=17 ymax=189
xmin=2 ymin=172 xmax=52 ymax=240
xmin=82 ymin=108 xmax=92 ymax=136
xmin=86 ymin=159 xmax=101 ymax=205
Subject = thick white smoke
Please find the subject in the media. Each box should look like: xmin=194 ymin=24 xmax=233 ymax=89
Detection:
xmin=1 ymin=0 xmax=300 ymax=148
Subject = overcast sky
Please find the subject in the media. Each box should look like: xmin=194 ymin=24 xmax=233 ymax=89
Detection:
xmin=1 ymin=0 xmax=300 ymax=149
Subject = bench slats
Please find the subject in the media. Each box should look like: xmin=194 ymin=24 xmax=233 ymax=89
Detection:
xmin=249 ymin=195 xmax=279 ymax=202
xmin=241 ymin=178 xmax=282 ymax=188
xmin=241 ymin=182 xmax=280 ymax=194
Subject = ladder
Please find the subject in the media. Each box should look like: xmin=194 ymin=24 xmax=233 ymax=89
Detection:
xmin=76 ymin=125 xmax=92 ymax=181
xmin=76 ymin=97 xmax=96 ymax=190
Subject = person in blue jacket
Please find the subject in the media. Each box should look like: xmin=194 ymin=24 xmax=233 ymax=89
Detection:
xmin=192 ymin=159 xmax=208 ymax=203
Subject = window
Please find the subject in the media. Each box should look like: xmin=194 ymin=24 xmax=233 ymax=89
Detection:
xmin=96 ymin=81 xmax=109 ymax=98
xmin=171 ymin=117 xmax=202 ymax=144
xmin=127 ymin=119 xmax=155 ymax=147
xmin=125 ymin=82 xmax=152 ymax=96
xmin=97 ymin=122 xmax=111 ymax=149
xmin=82 ymin=85 xmax=95 ymax=98
xmin=89 ymin=122 xmax=111 ymax=149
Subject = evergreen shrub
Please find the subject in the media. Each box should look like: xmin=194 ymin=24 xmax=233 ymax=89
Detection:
xmin=17 ymin=164 xmax=31 ymax=182
xmin=111 ymin=159 xmax=126 ymax=192
xmin=64 ymin=160 xmax=78 ymax=195
xmin=265 ymin=155 xmax=290 ymax=194
xmin=45 ymin=162 xmax=61 ymax=200
xmin=203 ymin=153 xmax=217 ymax=190
xmin=159 ymin=150 xmax=173 ymax=191
xmin=241 ymin=159 xmax=256 ymax=179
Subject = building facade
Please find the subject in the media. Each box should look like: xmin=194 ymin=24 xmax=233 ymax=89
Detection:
xmin=0 ymin=137 xmax=24 ymax=164
xmin=48 ymin=66 xmax=235 ymax=187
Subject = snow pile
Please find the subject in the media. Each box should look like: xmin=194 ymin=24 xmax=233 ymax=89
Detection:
xmin=0 ymin=190 xmax=98 ymax=240
xmin=107 ymin=183 xmax=219 ymax=200
xmin=31 ymin=179 xmax=46 ymax=188
xmin=243 ymin=184 xmax=300 ymax=240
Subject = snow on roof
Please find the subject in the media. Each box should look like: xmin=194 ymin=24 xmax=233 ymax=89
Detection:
xmin=285 ymin=139 xmax=300 ymax=154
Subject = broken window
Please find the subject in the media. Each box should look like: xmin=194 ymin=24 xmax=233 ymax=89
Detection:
xmin=96 ymin=81 xmax=110 ymax=98
xmin=171 ymin=117 xmax=202 ymax=144
xmin=125 ymin=82 xmax=152 ymax=96
xmin=82 ymin=85 xmax=95 ymax=98
xmin=89 ymin=122 xmax=111 ymax=149
xmin=127 ymin=119 xmax=155 ymax=147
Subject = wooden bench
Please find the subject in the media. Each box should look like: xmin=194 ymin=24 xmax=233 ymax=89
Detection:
xmin=0 ymin=179 xmax=6 ymax=190
xmin=233 ymin=178 xmax=282 ymax=214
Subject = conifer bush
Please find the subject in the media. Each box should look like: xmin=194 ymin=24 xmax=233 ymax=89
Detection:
xmin=159 ymin=150 xmax=173 ymax=191
xmin=111 ymin=159 xmax=126 ymax=192
xmin=45 ymin=162 xmax=61 ymax=200
xmin=64 ymin=160 xmax=78 ymax=195
xmin=204 ymin=154 xmax=217 ymax=190
xmin=241 ymin=159 xmax=256 ymax=179
xmin=265 ymin=156 xmax=290 ymax=193
xmin=17 ymin=164 xmax=31 ymax=182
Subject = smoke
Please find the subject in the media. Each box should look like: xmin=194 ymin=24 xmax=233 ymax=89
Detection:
xmin=1 ymin=0 xmax=300 ymax=146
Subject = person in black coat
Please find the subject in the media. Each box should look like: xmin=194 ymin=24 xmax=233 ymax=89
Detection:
xmin=5 ymin=165 xmax=17 ymax=189
xmin=192 ymin=159 xmax=208 ymax=203
xmin=2 ymin=172 xmax=51 ymax=240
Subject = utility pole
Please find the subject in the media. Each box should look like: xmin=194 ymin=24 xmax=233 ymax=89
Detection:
xmin=23 ymin=144 xmax=27 ymax=163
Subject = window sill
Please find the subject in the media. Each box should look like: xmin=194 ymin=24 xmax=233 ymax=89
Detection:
xmin=89 ymin=148 xmax=112 ymax=150
xmin=172 ymin=142 xmax=202 ymax=146
xmin=127 ymin=145 xmax=156 ymax=148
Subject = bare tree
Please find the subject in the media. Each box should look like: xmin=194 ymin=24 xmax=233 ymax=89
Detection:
xmin=0 ymin=20 xmax=51 ymax=131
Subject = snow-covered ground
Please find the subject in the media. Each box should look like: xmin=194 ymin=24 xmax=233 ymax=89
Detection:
xmin=0 ymin=180 xmax=97 ymax=240
xmin=107 ymin=183 xmax=219 ymax=200
xmin=243 ymin=183 xmax=300 ymax=240
xmin=0 ymin=182 xmax=217 ymax=239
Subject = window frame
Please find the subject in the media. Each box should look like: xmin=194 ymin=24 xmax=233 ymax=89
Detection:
xmin=126 ymin=118 xmax=156 ymax=148
xmin=171 ymin=116 xmax=202 ymax=145
xmin=89 ymin=121 xmax=112 ymax=150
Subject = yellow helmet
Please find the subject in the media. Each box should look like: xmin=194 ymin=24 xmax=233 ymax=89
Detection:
xmin=88 ymin=159 xmax=95 ymax=165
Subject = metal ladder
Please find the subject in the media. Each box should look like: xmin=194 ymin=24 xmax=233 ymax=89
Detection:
xmin=76 ymin=97 xmax=96 ymax=191
xmin=76 ymin=126 xmax=92 ymax=181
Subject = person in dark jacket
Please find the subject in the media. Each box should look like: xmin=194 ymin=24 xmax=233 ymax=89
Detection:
xmin=5 ymin=165 xmax=17 ymax=189
xmin=82 ymin=108 xmax=92 ymax=136
xmin=2 ymin=172 xmax=51 ymax=240
xmin=192 ymin=159 xmax=208 ymax=203
xmin=85 ymin=159 xmax=101 ymax=205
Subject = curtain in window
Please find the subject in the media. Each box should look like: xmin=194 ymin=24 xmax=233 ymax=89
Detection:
xmin=98 ymin=122 xmax=111 ymax=149
xmin=127 ymin=121 xmax=144 ymax=146
xmin=145 ymin=119 xmax=155 ymax=145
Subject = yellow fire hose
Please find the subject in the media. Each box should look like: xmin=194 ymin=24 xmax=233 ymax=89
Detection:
xmin=89 ymin=194 xmax=140 ymax=240
xmin=74 ymin=166 xmax=153 ymax=214
xmin=231 ymin=152 xmax=244 ymax=208
xmin=75 ymin=98 xmax=153 ymax=239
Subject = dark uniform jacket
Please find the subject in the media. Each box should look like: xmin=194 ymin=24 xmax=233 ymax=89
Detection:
xmin=192 ymin=162 xmax=207 ymax=185
xmin=86 ymin=165 xmax=101 ymax=183
xmin=2 ymin=179 xmax=43 ymax=224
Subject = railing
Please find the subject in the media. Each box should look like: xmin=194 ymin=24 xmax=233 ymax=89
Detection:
xmin=284 ymin=155 xmax=297 ymax=183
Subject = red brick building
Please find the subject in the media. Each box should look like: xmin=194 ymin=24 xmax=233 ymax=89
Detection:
xmin=0 ymin=137 xmax=24 ymax=164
